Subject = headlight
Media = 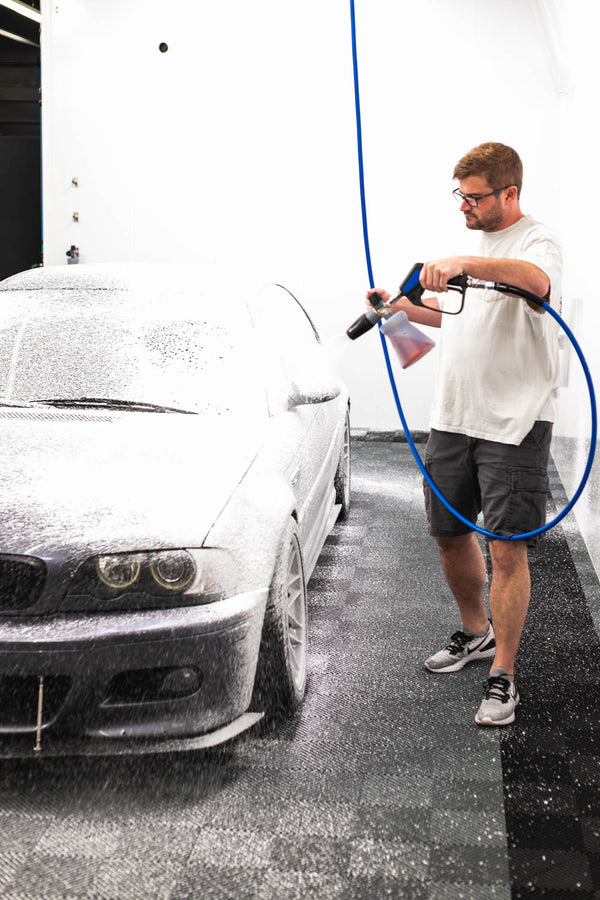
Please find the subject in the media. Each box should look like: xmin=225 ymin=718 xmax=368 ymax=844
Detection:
xmin=150 ymin=553 xmax=195 ymax=591
xmin=66 ymin=548 xmax=238 ymax=611
xmin=91 ymin=550 xmax=196 ymax=597
xmin=96 ymin=556 xmax=142 ymax=589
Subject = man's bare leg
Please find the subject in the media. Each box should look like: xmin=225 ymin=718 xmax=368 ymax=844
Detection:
xmin=487 ymin=539 xmax=530 ymax=676
xmin=435 ymin=533 xmax=489 ymax=635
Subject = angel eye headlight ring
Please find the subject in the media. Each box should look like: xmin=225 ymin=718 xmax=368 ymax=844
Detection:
xmin=95 ymin=555 xmax=142 ymax=589
xmin=150 ymin=552 xmax=195 ymax=591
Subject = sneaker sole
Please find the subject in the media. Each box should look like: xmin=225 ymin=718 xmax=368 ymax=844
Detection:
xmin=475 ymin=694 xmax=520 ymax=726
xmin=424 ymin=645 xmax=496 ymax=674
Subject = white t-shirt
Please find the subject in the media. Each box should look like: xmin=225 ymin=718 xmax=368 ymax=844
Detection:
xmin=429 ymin=214 xmax=562 ymax=445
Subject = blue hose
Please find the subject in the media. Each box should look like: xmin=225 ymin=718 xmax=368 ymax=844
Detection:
xmin=349 ymin=0 xmax=597 ymax=541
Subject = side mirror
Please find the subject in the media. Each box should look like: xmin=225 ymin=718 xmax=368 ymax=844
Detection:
xmin=285 ymin=348 xmax=342 ymax=407
xmin=288 ymin=379 xmax=341 ymax=407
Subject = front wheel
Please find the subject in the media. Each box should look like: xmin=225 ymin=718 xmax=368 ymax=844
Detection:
xmin=252 ymin=518 xmax=308 ymax=719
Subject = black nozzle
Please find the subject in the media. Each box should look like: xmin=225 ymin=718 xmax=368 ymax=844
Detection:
xmin=346 ymin=291 xmax=386 ymax=340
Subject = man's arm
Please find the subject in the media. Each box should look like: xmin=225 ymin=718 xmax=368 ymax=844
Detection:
xmin=420 ymin=256 xmax=550 ymax=300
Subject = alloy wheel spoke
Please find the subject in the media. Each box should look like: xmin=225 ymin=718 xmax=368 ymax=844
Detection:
xmin=285 ymin=539 xmax=306 ymax=684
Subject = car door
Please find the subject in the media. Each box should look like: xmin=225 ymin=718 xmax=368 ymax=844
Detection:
xmin=246 ymin=283 xmax=343 ymax=573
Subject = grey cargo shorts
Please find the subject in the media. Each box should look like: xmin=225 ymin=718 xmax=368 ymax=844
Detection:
xmin=423 ymin=421 xmax=552 ymax=546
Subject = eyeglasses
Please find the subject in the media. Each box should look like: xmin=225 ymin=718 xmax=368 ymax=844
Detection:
xmin=452 ymin=185 xmax=512 ymax=207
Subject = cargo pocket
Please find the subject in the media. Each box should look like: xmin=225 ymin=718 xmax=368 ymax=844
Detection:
xmin=423 ymin=456 xmax=434 ymax=520
xmin=506 ymin=467 xmax=550 ymax=535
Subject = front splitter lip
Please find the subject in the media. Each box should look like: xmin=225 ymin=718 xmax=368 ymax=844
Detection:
xmin=0 ymin=711 xmax=264 ymax=759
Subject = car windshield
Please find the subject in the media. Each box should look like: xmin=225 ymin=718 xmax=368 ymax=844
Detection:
xmin=0 ymin=300 xmax=266 ymax=417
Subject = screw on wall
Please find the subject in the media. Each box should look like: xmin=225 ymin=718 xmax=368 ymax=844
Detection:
xmin=159 ymin=42 xmax=168 ymax=53
xmin=72 ymin=177 xmax=79 ymax=187
xmin=72 ymin=212 xmax=79 ymax=222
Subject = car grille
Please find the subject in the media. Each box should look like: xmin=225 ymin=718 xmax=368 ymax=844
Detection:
xmin=0 ymin=555 xmax=47 ymax=611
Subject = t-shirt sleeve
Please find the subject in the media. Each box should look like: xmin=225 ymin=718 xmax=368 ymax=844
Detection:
xmin=520 ymin=230 xmax=563 ymax=309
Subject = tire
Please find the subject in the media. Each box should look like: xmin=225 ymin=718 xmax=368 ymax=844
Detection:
xmin=334 ymin=409 xmax=351 ymax=520
xmin=252 ymin=518 xmax=308 ymax=720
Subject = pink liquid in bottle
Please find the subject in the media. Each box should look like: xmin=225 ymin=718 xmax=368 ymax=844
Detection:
xmin=387 ymin=334 xmax=435 ymax=368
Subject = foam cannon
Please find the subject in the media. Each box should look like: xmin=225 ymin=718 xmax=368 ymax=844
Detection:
xmin=346 ymin=264 xmax=468 ymax=368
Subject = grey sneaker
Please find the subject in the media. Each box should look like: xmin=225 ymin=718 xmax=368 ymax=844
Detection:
xmin=424 ymin=622 xmax=495 ymax=673
xmin=475 ymin=667 xmax=520 ymax=726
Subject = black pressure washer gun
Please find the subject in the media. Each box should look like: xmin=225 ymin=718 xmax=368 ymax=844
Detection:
xmin=346 ymin=262 xmax=545 ymax=341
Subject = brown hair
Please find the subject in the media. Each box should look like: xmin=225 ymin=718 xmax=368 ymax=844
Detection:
xmin=453 ymin=142 xmax=523 ymax=197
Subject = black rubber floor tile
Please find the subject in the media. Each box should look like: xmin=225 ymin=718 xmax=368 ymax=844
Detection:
xmin=508 ymin=815 xmax=587 ymax=851
xmin=581 ymin=818 xmax=600 ymax=856
xmin=576 ymin=787 xmax=600 ymax=818
xmin=501 ymin=725 xmax=570 ymax=756
xmin=509 ymin=848 xmax=594 ymax=894
xmin=571 ymin=757 xmax=600 ymax=788
xmin=505 ymin=781 xmax=580 ymax=818
xmin=587 ymin=853 xmax=600 ymax=891
xmin=511 ymin=888 xmax=597 ymax=900
xmin=564 ymin=727 xmax=600 ymax=755
xmin=502 ymin=751 xmax=573 ymax=785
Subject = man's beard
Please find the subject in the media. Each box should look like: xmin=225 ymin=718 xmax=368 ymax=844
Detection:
xmin=464 ymin=202 xmax=504 ymax=232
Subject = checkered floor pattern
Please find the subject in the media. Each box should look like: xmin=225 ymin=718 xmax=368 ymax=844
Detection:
xmin=0 ymin=438 xmax=597 ymax=899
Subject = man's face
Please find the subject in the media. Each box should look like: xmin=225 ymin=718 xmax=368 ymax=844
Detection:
xmin=457 ymin=175 xmax=506 ymax=232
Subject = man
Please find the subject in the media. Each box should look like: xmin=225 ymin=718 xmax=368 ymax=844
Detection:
xmin=368 ymin=142 xmax=562 ymax=725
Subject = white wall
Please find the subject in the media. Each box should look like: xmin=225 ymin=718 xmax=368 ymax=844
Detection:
xmin=543 ymin=0 xmax=600 ymax=574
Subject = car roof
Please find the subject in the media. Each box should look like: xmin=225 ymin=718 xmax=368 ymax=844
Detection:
xmin=0 ymin=263 xmax=255 ymax=330
xmin=0 ymin=262 xmax=218 ymax=294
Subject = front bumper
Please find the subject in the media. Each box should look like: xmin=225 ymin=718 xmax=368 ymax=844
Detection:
xmin=0 ymin=587 xmax=268 ymax=754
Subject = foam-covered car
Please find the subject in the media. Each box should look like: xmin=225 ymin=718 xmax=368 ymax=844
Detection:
xmin=0 ymin=264 xmax=350 ymax=755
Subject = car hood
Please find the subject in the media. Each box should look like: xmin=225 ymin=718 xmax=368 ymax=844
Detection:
xmin=0 ymin=409 xmax=267 ymax=557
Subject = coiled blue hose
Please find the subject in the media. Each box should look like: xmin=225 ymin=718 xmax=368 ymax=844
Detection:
xmin=349 ymin=0 xmax=597 ymax=541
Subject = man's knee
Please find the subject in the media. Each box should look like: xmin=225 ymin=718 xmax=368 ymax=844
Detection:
xmin=435 ymin=532 xmax=478 ymax=556
xmin=488 ymin=538 xmax=528 ymax=574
